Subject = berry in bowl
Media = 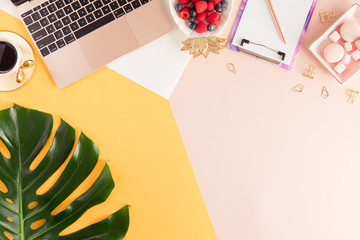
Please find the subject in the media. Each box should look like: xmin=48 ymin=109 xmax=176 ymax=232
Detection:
xmin=170 ymin=0 xmax=232 ymax=37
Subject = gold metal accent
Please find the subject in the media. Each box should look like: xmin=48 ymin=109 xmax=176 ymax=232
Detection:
xmin=22 ymin=60 xmax=34 ymax=69
xmin=16 ymin=60 xmax=34 ymax=84
xmin=321 ymin=86 xmax=329 ymax=98
xmin=226 ymin=63 xmax=236 ymax=74
xmin=16 ymin=68 xmax=25 ymax=84
xmin=320 ymin=11 xmax=336 ymax=23
xmin=181 ymin=37 xmax=226 ymax=58
xmin=291 ymin=84 xmax=304 ymax=92
xmin=304 ymin=65 xmax=316 ymax=79
xmin=347 ymin=89 xmax=359 ymax=104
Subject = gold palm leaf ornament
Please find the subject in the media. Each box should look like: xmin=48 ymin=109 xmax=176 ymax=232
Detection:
xmin=181 ymin=37 xmax=226 ymax=58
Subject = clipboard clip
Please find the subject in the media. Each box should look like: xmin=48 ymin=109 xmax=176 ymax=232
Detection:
xmin=240 ymin=39 xmax=286 ymax=64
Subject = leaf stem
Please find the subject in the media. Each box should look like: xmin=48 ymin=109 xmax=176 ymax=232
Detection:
xmin=0 ymin=201 xmax=18 ymax=215
xmin=16 ymin=113 xmax=24 ymax=240
xmin=0 ymin=221 xmax=20 ymax=235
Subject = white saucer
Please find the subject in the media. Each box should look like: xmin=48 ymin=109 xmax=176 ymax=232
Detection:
xmin=0 ymin=31 xmax=35 ymax=91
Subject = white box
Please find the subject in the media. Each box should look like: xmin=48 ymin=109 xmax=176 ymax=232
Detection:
xmin=310 ymin=4 xmax=360 ymax=84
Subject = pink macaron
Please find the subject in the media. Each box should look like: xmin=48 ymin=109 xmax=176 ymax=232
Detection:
xmin=324 ymin=43 xmax=345 ymax=63
xmin=340 ymin=21 xmax=360 ymax=42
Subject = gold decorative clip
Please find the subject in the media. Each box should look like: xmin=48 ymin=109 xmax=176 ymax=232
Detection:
xmin=321 ymin=86 xmax=329 ymax=98
xmin=16 ymin=60 xmax=34 ymax=83
xmin=22 ymin=60 xmax=34 ymax=69
xmin=291 ymin=84 xmax=304 ymax=92
xmin=16 ymin=68 xmax=25 ymax=84
xmin=181 ymin=37 xmax=226 ymax=58
xmin=347 ymin=88 xmax=359 ymax=104
xmin=320 ymin=11 xmax=336 ymax=23
xmin=304 ymin=65 xmax=316 ymax=79
xmin=226 ymin=63 xmax=236 ymax=74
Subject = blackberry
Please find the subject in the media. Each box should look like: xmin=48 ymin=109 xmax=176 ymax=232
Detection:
xmin=189 ymin=22 xmax=197 ymax=30
xmin=207 ymin=24 xmax=215 ymax=31
xmin=175 ymin=3 xmax=182 ymax=12
xmin=215 ymin=4 xmax=223 ymax=12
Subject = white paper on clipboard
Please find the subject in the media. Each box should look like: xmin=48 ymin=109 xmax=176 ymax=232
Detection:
xmin=231 ymin=0 xmax=313 ymax=66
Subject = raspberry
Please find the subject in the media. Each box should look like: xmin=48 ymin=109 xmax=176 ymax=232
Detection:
xmin=212 ymin=0 xmax=222 ymax=5
xmin=195 ymin=1 xmax=207 ymax=13
xmin=207 ymin=12 xmax=221 ymax=25
xmin=206 ymin=2 xmax=214 ymax=12
xmin=196 ymin=21 xmax=207 ymax=33
xmin=179 ymin=0 xmax=189 ymax=5
xmin=178 ymin=6 xmax=190 ymax=20
xmin=190 ymin=0 xmax=199 ymax=3
xmin=196 ymin=11 xmax=207 ymax=22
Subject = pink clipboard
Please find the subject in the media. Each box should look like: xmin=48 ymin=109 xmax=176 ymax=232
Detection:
xmin=227 ymin=0 xmax=317 ymax=70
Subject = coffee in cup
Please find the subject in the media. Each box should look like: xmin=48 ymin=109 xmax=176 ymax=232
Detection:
xmin=0 ymin=41 xmax=18 ymax=74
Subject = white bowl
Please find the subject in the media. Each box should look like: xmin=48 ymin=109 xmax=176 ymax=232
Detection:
xmin=169 ymin=0 xmax=232 ymax=37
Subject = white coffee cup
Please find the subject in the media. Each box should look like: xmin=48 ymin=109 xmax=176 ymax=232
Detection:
xmin=0 ymin=36 xmax=23 ymax=78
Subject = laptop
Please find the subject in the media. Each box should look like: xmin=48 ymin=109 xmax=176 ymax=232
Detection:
xmin=11 ymin=0 xmax=174 ymax=87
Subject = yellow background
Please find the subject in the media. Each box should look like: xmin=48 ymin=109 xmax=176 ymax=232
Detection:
xmin=0 ymin=10 xmax=216 ymax=239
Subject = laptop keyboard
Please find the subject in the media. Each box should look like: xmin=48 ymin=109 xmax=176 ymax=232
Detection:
xmin=21 ymin=0 xmax=150 ymax=57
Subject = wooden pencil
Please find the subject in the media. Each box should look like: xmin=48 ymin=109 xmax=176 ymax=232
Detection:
xmin=266 ymin=0 xmax=287 ymax=44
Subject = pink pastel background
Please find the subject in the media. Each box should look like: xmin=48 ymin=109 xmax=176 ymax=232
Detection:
xmin=170 ymin=0 xmax=360 ymax=239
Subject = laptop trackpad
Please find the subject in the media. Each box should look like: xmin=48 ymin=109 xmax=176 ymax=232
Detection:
xmin=78 ymin=18 xmax=139 ymax=70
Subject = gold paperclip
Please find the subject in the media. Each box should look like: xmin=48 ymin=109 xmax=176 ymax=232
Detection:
xmin=347 ymin=89 xmax=359 ymax=104
xmin=321 ymin=86 xmax=329 ymax=98
xmin=291 ymin=84 xmax=304 ymax=92
xmin=304 ymin=65 xmax=316 ymax=79
xmin=320 ymin=11 xmax=336 ymax=23
xmin=226 ymin=63 xmax=236 ymax=74
xmin=16 ymin=60 xmax=34 ymax=83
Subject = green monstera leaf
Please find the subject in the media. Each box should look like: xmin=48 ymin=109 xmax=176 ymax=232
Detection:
xmin=0 ymin=105 xmax=129 ymax=240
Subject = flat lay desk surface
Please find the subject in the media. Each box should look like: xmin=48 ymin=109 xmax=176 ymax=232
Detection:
xmin=2 ymin=0 xmax=360 ymax=240
xmin=171 ymin=0 xmax=360 ymax=240
xmin=0 ymin=6 xmax=214 ymax=240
